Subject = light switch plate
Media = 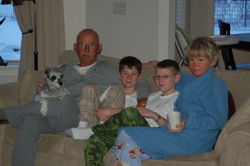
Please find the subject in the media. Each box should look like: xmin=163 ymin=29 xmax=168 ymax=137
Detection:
xmin=113 ymin=2 xmax=127 ymax=15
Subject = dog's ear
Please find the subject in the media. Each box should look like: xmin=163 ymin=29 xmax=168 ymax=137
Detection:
xmin=45 ymin=68 xmax=51 ymax=75
xmin=53 ymin=65 xmax=63 ymax=73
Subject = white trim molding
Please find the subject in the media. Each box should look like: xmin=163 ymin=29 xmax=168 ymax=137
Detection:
xmin=158 ymin=0 xmax=176 ymax=61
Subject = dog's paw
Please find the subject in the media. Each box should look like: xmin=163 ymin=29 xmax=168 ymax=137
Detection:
xmin=40 ymin=107 xmax=48 ymax=116
xmin=40 ymin=100 xmax=48 ymax=116
xmin=41 ymin=111 xmax=47 ymax=116
xmin=34 ymin=95 xmax=40 ymax=102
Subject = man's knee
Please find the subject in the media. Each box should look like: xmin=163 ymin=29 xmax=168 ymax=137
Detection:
xmin=79 ymin=84 xmax=100 ymax=110
xmin=21 ymin=115 xmax=53 ymax=135
xmin=100 ymin=84 xmax=125 ymax=109
xmin=81 ymin=84 xmax=100 ymax=97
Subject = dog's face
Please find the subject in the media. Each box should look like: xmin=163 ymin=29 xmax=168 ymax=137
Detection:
xmin=44 ymin=66 xmax=64 ymax=90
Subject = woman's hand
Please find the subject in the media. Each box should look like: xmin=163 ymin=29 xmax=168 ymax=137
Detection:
xmin=36 ymin=80 xmax=45 ymax=92
xmin=167 ymin=120 xmax=187 ymax=132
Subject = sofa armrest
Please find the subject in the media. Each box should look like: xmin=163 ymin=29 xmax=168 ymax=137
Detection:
xmin=0 ymin=82 xmax=21 ymax=108
xmin=220 ymin=123 xmax=250 ymax=166
xmin=0 ymin=68 xmax=43 ymax=109
xmin=18 ymin=69 xmax=43 ymax=105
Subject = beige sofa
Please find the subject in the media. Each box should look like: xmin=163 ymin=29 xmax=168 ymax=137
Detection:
xmin=1 ymin=50 xmax=250 ymax=166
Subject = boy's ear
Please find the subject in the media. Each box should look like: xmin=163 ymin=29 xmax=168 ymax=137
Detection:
xmin=117 ymin=72 xmax=121 ymax=80
xmin=73 ymin=43 xmax=78 ymax=52
xmin=98 ymin=44 xmax=103 ymax=54
xmin=175 ymin=73 xmax=181 ymax=83
xmin=138 ymin=73 xmax=142 ymax=80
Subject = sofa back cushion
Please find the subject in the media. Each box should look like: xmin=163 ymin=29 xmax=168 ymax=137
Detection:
xmin=215 ymin=70 xmax=250 ymax=110
xmin=57 ymin=50 xmax=78 ymax=65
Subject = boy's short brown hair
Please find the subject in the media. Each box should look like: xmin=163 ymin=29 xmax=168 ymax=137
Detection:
xmin=119 ymin=56 xmax=142 ymax=74
xmin=156 ymin=59 xmax=180 ymax=75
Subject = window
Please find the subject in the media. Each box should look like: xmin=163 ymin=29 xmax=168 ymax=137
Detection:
xmin=0 ymin=1 xmax=21 ymax=62
xmin=175 ymin=0 xmax=187 ymax=29
xmin=214 ymin=0 xmax=250 ymax=34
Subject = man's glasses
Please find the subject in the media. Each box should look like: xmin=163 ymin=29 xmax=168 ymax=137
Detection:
xmin=77 ymin=42 xmax=98 ymax=49
xmin=152 ymin=74 xmax=174 ymax=80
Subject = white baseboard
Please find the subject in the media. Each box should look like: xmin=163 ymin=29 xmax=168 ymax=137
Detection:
xmin=0 ymin=66 xmax=18 ymax=84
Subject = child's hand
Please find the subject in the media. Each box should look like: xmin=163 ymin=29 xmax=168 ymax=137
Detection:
xmin=167 ymin=120 xmax=187 ymax=132
xmin=137 ymin=107 xmax=154 ymax=118
xmin=95 ymin=108 xmax=112 ymax=122
xmin=36 ymin=80 xmax=45 ymax=92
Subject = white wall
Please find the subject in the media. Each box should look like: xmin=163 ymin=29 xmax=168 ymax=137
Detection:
xmin=87 ymin=0 xmax=152 ymax=62
xmin=188 ymin=0 xmax=214 ymax=38
xmin=162 ymin=0 xmax=176 ymax=61
xmin=63 ymin=0 xmax=87 ymax=50
xmin=63 ymin=0 xmax=175 ymax=62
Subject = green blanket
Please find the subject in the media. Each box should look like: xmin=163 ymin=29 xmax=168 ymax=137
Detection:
xmin=84 ymin=107 xmax=149 ymax=166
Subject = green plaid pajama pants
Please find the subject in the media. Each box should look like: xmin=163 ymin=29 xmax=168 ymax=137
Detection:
xmin=84 ymin=107 xmax=149 ymax=166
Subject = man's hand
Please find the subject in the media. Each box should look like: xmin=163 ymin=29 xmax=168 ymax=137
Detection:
xmin=36 ymin=80 xmax=45 ymax=92
xmin=167 ymin=120 xmax=187 ymax=132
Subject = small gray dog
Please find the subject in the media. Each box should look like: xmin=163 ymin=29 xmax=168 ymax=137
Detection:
xmin=34 ymin=65 xmax=69 ymax=116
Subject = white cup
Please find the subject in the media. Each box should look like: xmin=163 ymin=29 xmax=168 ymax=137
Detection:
xmin=168 ymin=111 xmax=181 ymax=129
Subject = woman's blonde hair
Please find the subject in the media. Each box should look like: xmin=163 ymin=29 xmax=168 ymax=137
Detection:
xmin=187 ymin=37 xmax=219 ymax=65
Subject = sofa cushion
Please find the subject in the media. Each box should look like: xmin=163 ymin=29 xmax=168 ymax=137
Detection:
xmin=58 ymin=50 xmax=78 ymax=65
xmin=104 ymin=149 xmax=219 ymax=166
xmin=4 ymin=123 xmax=86 ymax=160
xmin=142 ymin=152 xmax=219 ymax=166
